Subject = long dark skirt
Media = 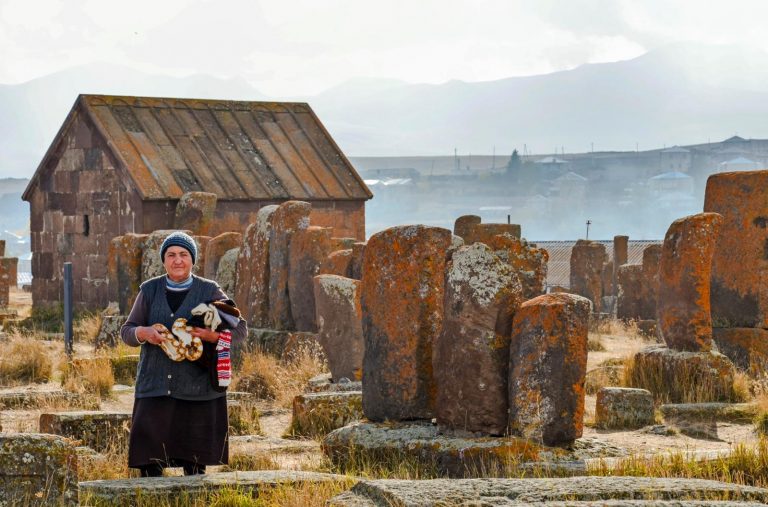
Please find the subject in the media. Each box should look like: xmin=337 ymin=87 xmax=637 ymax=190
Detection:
xmin=128 ymin=396 xmax=229 ymax=468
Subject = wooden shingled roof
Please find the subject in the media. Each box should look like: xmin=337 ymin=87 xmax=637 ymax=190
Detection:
xmin=535 ymin=240 xmax=661 ymax=290
xmin=24 ymin=94 xmax=372 ymax=202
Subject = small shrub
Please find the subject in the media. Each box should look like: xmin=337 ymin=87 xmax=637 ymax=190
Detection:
xmin=61 ymin=357 xmax=115 ymax=399
xmin=0 ymin=336 xmax=53 ymax=384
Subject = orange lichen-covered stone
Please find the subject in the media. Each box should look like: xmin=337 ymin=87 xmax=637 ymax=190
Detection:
xmin=319 ymin=249 xmax=353 ymax=277
xmin=361 ymin=225 xmax=452 ymax=422
xmin=174 ymin=191 xmax=217 ymax=236
xmin=617 ymin=264 xmax=643 ymax=321
xmin=453 ymin=215 xmax=482 ymax=241
xmin=713 ymin=327 xmax=768 ymax=375
xmin=705 ymin=170 xmax=768 ymax=328
xmin=434 ymin=243 xmax=523 ymax=435
xmin=203 ymin=232 xmax=242 ymax=280
xmin=269 ymin=201 xmax=312 ymax=330
xmin=108 ymin=233 xmax=147 ymax=314
xmin=235 ymin=205 xmax=278 ymax=327
xmin=314 ymin=274 xmax=364 ymax=382
xmin=570 ymin=240 xmax=607 ymax=313
xmin=487 ymin=234 xmax=549 ymax=300
xmin=289 ymin=226 xmax=334 ymax=332
xmin=349 ymin=242 xmax=366 ymax=280
xmin=658 ymin=212 xmax=722 ymax=352
xmin=640 ymin=244 xmax=662 ymax=321
xmin=191 ymin=235 xmax=211 ymax=276
xmin=464 ymin=223 xmax=521 ymax=245
xmin=508 ymin=293 xmax=591 ymax=446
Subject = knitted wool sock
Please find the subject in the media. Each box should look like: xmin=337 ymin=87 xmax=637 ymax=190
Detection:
xmin=216 ymin=330 xmax=232 ymax=387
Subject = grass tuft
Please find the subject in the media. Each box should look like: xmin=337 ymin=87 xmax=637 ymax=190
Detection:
xmin=61 ymin=357 xmax=115 ymax=399
xmin=0 ymin=335 xmax=53 ymax=385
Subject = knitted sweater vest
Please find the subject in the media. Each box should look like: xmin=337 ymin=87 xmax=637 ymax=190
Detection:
xmin=134 ymin=275 xmax=224 ymax=400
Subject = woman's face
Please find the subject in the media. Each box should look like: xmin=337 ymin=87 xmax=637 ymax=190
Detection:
xmin=163 ymin=245 xmax=193 ymax=282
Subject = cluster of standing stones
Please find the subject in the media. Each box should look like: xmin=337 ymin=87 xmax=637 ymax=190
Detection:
xmin=8 ymin=169 xmax=768 ymax=504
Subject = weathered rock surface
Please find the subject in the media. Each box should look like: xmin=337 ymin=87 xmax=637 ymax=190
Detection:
xmin=79 ymin=470 xmax=344 ymax=506
xmin=174 ymin=191 xmax=217 ymax=235
xmin=235 ymin=205 xmax=278 ymax=327
xmin=640 ymin=244 xmax=663 ymax=320
xmin=0 ymin=432 xmax=78 ymax=506
xmin=595 ymin=387 xmax=654 ymax=430
xmin=349 ymin=242 xmax=366 ymax=280
xmin=191 ymin=235 xmax=211 ymax=276
xmin=289 ymin=226 xmax=334 ymax=332
xmin=630 ymin=346 xmax=736 ymax=403
xmin=107 ymin=233 xmax=146 ymax=314
xmin=617 ymin=264 xmax=644 ymax=321
xmin=435 ymin=243 xmax=522 ymax=435
xmin=328 ymin=476 xmax=768 ymax=506
xmin=314 ymin=275 xmax=364 ymax=381
xmin=658 ymin=213 xmax=722 ymax=351
xmin=361 ymin=225 xmax=452 ymax=422
xmin=203 ymin=232 xmax=242 ymax=280
xmin=0 ymin=257 xmax=17 ymax=305
xmin=453 ymin=214 xmax=482 ymax=241
xmin=661 ymin=403 xmax=757 ymax=440
xmin=319 ymin=249 xmax=353 ymax=277
xmin=94 ymin=315 xmax=127 ymax=349
xmin=306 ymin=373 xmax=362 ymax=393
xmin=215 ymin=247 xmax=239 ymax=297
xmin=612 ymin=235 xmax=629 ymax=296
xmin=486 ymin=234 xmax=548 ymax=299
xmin=509 ymin=293 xmax=591 ymax=446
xmin=713 ymin=327 xmax=768 ymax=374
xmin=269 ymin=201 xmax=312 ymax=330
xmin=570 ymin=240 xmax=607 ymax=313
xmin=323 ymin=421 xmax=560 ymax=478
xmin=38 ymin=411 xmax=130 ymax=452
xmin=705 ymin=170 xmax=768 ymax=328
xmin=0 ymin=389 xmax=97 ymax=410
xmin=465 ymin=223 xmax=522 ymax=245
xmin=288 ymin=391 xmax=363 ymax=438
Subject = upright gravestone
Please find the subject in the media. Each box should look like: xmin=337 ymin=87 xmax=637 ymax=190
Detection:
xmin=361 ymin=225 xmax=452 ymax=422
xmin=570 ymin=240 xmax=607 ymax=313
xmin=435 ymin=243 xmax=522 ymax=435
xmin=107 ymin=233 xmax=147 ymax=314
xmin=235 ymin=205 xmax=278 ymax=327
xmin=314 ymin=274 xmax=364 ymax=382
xmin=487 ymin=234 xmax=548 ymax=300
xmin=640 ymin=244 xmax=662 ymax=320
xmin=204 ymin=232 xmax=242 ymax=279
xmin=508 ymin=293 xmax=591 ymax=446
xmin=658 ymin=212 xmax=722 ymax=351
xmin=289 ymin=226 xmax=334 ymax=332
xmin=174 ymin=191 xmax=217 ymax=236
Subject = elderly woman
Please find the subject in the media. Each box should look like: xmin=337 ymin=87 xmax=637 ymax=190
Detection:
xmin=121 ymin=231 xmax=247 ymax=477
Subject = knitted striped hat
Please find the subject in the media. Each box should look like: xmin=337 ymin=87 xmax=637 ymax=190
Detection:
xmin=160 ymin=231 xmax=197 ymax=265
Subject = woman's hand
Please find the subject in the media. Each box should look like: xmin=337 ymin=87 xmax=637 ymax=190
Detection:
xmin=190 ymin=327 xmax=220 ymax=344
xmin=136 ymin=326 xmax=167 ymax=345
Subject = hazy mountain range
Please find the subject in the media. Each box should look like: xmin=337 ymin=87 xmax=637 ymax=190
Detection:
xmin=3 ymin=42 xmax=768 ymax=177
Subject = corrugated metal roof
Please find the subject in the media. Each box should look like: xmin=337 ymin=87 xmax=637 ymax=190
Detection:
xmin=26 ymin=94 xmax=372 ymax=202
xmin=534 ymin=240 xmax=661 ymax=289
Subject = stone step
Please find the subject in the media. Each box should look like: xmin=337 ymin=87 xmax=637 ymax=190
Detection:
xmin=288 ymin=391 xmax=363 ymax=437
xmin=39 ymin=411 xmax=131 ymax=453
xmin=328 ymin=477 xmax=768 ymax=506
xmin=0 ymin=389 xmax=97 ymax=410
xmin=79 ymin=470 xmax=344 ymax=506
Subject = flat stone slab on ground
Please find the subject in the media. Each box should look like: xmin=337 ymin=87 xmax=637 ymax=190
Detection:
xmin=328 ymin=476 xmax=768 ymax=506
xmin=323 ymin=421 xmax=567 ymax=478
xmin=307 ymin=373 xmax=362 ymax=393
xmin=660 ymin=403 xmax=758 ymax=440
xmin=0 ymin=388 xmax=97 ymax=410
xmin=79 ymin=470 xmax=344 ymax=506
xmin=288 ymin=391 xmax=363 ymax=437
xmin=39 ymin=411 xmax=131 ymax=453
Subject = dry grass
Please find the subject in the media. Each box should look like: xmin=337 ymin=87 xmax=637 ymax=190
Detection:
xmin=234 ymin=348 xmax=327 ymax=408
xmin=588 ymin=439 xmax=768 ymax=488
xmin=585 ymin=358 xmax=625 ymax=395
xmin=587 ymin=335 xmax=606 ymax=352
xmin=78 ymin=436 xmax=134 ymax=481
xmin=623 ymin=353 xmax=748 ymax=404
xmin=75 ymin=312 xmax=102 ymax=344
xmin=60 ymin=356 xmax=115 ymax=399
xmin=0 ymin=335 xmax=53 ymax=385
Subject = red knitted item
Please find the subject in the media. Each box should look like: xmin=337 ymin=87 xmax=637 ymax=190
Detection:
xmin=216 ymin=330 xmax=232 ymax=387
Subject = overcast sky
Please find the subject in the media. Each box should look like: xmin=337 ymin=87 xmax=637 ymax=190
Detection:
xmin=1 ymin=0 xmax=767 ymax=96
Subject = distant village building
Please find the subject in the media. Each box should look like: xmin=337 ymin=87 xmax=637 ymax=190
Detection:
xmin=659 ymin=146 xmax=691 ymax=173
xmin=550 ymin=171 xmax=588 ymax=201
xmin=23 ymin=94 xmax=371 ymax=309
xmin=719 ymin=157 xmax=758 ymax=173
xmin=648 ymin=171 xmax=694 ymax=196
